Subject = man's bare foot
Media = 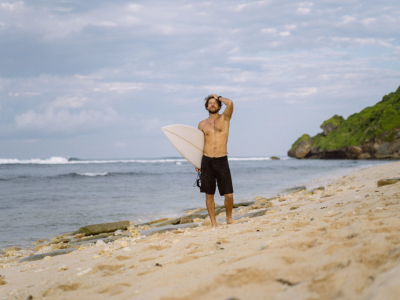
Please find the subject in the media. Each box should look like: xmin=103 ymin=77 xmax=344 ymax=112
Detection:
xmin=226 ymin=218 xmax=237 ymax=224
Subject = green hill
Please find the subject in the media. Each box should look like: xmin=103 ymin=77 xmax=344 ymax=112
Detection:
xmin=288 ymin=86 xmax=400 ymax=159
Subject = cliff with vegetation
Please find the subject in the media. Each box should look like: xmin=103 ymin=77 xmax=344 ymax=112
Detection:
xmin=288 ymin=86 xmax=400 ymax=159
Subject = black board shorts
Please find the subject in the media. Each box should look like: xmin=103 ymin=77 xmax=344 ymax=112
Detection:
xmin=200 ymin=155 xmax=234 ymax=196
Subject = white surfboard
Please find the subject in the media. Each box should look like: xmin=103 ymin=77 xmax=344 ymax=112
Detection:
xmin=161 ymin=124 xmax=204 ymax=169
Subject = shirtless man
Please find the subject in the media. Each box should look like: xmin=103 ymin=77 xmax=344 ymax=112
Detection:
xmin=196 ymin=94 xmax=234 ymax=227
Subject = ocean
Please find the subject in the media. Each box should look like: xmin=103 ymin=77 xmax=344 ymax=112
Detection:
xmin=0 ymin=156 xmax=386 ymax=249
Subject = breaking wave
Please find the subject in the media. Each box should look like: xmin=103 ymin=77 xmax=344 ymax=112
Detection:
xmin=76 ymin=172 xmax=108 ymax=177
xmin=52 ymin=171 xmax=161 ymax=179
xmin=229 ymin=157 xmax=288 ymax=161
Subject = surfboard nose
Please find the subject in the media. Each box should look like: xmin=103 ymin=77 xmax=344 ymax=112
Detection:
xmin=161 ymin=126 xmax=171 ymax=134
xmin=160 ymin=124 xmax=204 ymax=169
xmin=161 ymin=125 xmax=176 ymax=130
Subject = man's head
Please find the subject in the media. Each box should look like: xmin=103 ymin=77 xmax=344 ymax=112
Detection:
xmin=204 ymin=95 xmax=222 ymax=114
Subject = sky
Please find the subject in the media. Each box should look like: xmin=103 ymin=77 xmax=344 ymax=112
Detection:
xmin=0 ymin=0 xmax=399 ymax=159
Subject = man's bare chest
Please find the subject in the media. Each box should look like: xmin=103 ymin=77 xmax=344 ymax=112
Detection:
xmin=202 ymin=118 xmax=227 ymax=135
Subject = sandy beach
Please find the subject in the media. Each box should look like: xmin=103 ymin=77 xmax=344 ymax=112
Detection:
xmin=1 ymin=161 xmax=400 ymax=300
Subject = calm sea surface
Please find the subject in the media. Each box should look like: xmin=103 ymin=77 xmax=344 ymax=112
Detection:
xmin=0 ymin=156 xmax=387 ymax=249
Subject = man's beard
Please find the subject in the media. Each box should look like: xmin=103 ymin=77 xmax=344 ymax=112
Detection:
xmin=208 ymin=107 xmax=220 ymax=114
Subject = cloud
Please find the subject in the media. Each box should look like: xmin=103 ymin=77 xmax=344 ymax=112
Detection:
xmin=233 ymin=1 xmax=271 ymax=11
xmin=285 ymin=24 xmax=297 ymax=30
xmin=0 ymin=1 xmax=24 ymax=11
xmin=341 ymin=15 xmax=355 ymax=25
xmin=262 ymin=28 xmax=291 ymax=37
xmin=297 ymin=1 xmax=313 ymax=14
xmin=93 ymin=82 xmax=145 ymax=94
xmin=15 ymin=107 xmax=120 ymax=134
xmin=331 ymin=37 xmax=394 ymax=48
xmin=51 ymin=96 xmax=89 ymax=109
xmin=284 ymin=87 xmax=318 ymax=98
xmin=297 ymin=7 xmax=311 ymax=14
xmin=0 ymin=2 xmax=143 ymax=40
xmin=261 ymin=28 xmax=277 ymax=34
xmin=362 ymin=18 xmax=376 ymax=26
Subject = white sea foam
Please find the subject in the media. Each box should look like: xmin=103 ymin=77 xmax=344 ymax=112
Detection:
xmin=0 ymin=156 xmax=289 ymax=165
xmin=0 ymin=157 xmax=69 ymax=164
xmin=76 ymin=172 xmax=108 ymax=177
xmin=229 ymin=156 xmax=290 ymax=161
xmin=0 ymin=157 xmax=186 ymax=165
xmin=229 ymin=157 xmax=271 ymax=161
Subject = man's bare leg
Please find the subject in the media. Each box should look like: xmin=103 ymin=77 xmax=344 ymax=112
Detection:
xmin=225 ymin=193 xmax=235 ymax=224
xmin=206 ymin=193 xmax=218 ymax=227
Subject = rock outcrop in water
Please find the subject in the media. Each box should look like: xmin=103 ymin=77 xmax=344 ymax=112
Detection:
xmin=288 ymin=86 xmax=400 ymax=159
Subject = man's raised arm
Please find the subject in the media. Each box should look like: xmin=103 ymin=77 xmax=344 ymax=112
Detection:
xmin=212 ymin=94 xmax=233 ymax=120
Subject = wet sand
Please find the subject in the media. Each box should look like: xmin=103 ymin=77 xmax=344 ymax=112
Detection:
xmin=1 ymin=161 xmax=400 ymax=300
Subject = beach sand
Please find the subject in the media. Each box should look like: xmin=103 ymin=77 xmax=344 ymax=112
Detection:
xmin=1 ymin=161 xmax=400 ymax=300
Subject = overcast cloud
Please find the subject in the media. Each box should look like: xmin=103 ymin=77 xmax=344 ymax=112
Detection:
xmin=0 ymin=0 xmax=399 ymax=159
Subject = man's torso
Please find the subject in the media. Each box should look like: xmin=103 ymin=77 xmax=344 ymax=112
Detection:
xmin=199 ymin=114 xmax=230 ymax=157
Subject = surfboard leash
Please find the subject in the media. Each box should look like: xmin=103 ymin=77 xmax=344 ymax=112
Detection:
xmin=193 ymin=171 xmax=205 ymax=189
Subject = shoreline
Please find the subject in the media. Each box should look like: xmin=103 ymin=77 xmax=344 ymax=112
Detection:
xmin=0 ymin=161 xmax=392 ymax=253
xmin=1 ymin=161 xmax=400 ymax=299
xmin=0 ymin=159 xmax=385 ymax=250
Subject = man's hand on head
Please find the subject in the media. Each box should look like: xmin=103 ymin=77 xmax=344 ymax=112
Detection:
xmin=212 ymin=94 xmax=218 ymax=99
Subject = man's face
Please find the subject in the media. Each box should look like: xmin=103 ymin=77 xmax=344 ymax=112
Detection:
xmin=207 ymin=99 xmax=220 ymax=114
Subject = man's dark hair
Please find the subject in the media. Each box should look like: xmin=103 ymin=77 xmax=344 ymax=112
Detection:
xmin=204 ymin=95 xmax=222 ymax=110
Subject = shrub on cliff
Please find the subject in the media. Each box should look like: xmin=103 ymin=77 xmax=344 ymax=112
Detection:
xmin=320 ymin=115 xmax=344 ymax=136
xmin=290 ymin=134 xmax=313 ymax=149
xmin=320 ymin=115 xmax=345 ymax=127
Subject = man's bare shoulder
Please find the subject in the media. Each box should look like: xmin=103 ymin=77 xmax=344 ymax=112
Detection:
xmin=198 ymin=119 xmax=207 ymax=131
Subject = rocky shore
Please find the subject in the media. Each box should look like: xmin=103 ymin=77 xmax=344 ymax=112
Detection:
xmin=1 ymin=199 xmax=278 ymax=264
xmin=1 ymin=162 xmax=400 ymax=299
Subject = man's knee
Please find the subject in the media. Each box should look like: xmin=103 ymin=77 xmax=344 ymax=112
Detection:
xmin=206 ymin=194 xmax=215 ymax=200
xmin=225 ymin=193 xmax=233 ymax=201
